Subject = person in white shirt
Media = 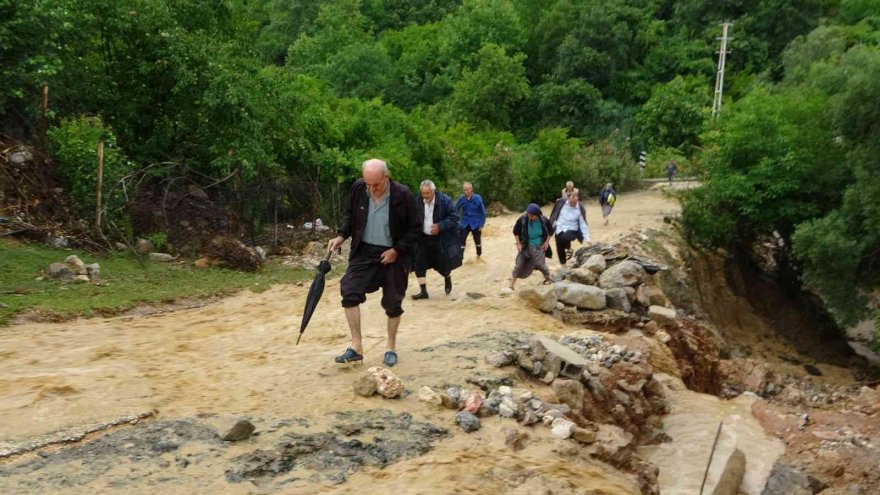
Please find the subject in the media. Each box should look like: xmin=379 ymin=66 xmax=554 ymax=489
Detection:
xmin=549 ymin=191 xmax=591 ymax=265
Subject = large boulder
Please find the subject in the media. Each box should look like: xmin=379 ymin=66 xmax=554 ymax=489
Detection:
xmin=584 ymin=254 xmax=607 ymax=274
xmin=605 ymin=288 xmax=632 ymax=312
xmin=598 ymin=260 xmax=648 ymax=289
xmin=568 ymin=267 xmax=598 ymax=285
xmin=554 ymin=282 xmax=606 ymax=310
xmin=518 ymin=285 xmax=558 ymax=313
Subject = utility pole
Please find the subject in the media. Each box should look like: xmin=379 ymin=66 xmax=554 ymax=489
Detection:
xmin=712 ymin=22 xmax=733 ymax=118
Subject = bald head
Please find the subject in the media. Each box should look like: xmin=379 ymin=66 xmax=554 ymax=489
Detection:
xmin=362 ymin=158 xmax=390 ymax=199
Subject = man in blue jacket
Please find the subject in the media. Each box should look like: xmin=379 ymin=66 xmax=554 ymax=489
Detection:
xmin=412 ymin=180 xmax=462 ymax=300
xmin=455 ymin=182 xmax=487 ymax=260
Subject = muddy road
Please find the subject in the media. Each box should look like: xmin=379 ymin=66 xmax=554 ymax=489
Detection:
xmin=0 ymin=186 xmax=797 ymax=494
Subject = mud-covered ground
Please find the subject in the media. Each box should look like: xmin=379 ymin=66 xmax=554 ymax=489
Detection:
xmin=1 ymin=186 xmax=876 ymax=495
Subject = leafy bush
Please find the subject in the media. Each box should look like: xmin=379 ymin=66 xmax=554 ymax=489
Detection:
xmin=48 ymin=115 xmax=134 ymax=226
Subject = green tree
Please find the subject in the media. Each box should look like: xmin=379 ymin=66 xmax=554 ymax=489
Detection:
xmin=635 ymin=75 xmax=710 ymax=154
xmin=450 ymin=44 xmax=529 ymax=128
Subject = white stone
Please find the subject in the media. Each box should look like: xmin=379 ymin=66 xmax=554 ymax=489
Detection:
xmin=550 ymin=418 xmax=577 ymax=439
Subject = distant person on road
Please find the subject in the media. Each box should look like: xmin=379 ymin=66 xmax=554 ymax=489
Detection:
xmin=412 ymin=180 xmax=461 ymax=300
xmin=455 ymin=182 xmax=486 ymax=260
xmin=327 ymin=159 xmax=421 ymax=367
xmin=666 ymin=160 xmax=678 ymax=186
xmin=510 ymin=203 xmax=553 ymax=289
xmin=561 ymin=181 xmax=578 ymax=200
xmin=549 ymin=191 xmax=591 ymax=265
xmin=598 ymin=182 xmax=617 ymax=226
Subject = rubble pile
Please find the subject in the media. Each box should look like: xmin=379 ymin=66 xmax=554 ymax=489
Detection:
xmin=520 ymin=242 xmax=674 ymax=332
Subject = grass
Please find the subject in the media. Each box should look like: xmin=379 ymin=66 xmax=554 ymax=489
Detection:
xmin=0 ymin=239 xmax=318 ymax=326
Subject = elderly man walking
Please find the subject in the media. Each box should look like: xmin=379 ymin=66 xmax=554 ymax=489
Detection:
xmin=510 ymin=203 xmax=553 ymax=289
xmin=455 ymin=181 xmax=486 ymax=259
xmin=549 ymin=190 xmax=591 ymax=265
xmin=327 ymin=159 xmax=420 ymax=367
xmin=411 ymin=180 xmax=461 ymax=299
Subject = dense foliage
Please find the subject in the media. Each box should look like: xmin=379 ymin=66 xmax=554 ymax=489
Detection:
xmin=681 ymin=4 xmax=880 ymax=329
xmin=4 ymin=0 xmax=876 ymax=330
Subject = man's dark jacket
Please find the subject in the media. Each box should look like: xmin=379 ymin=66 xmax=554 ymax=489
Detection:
xmin=338 ymin=179 xmax=421 ymax=260
xmin=417 ymin=191 xmax=463 ymax=273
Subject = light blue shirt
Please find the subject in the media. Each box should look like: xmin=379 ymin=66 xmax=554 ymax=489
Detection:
xmin=362 ymin=186 xmax=392 ymax=247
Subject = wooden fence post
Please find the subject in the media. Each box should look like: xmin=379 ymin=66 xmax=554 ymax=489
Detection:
xmin=95 ymin=141 xmax=104 ymax=232
xmin=38 ymin=84 xmax=48 ymax=155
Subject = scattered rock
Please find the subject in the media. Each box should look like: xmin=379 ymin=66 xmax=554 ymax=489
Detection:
xmin=417 ymin=386 xmax=442 ymax=405
xmin=550 ymin=418 xmax=576 ymax=439
xmin=584 ymin=254 xmax=607 ymax=274
xmin=466 ymin=292 xmax=486 ymax=299
xmin=47 ymin=262 xmax=73 ymax=280
xmin=573 ymin=427 xmax=597 ymax=444
xmin=462 ymin=392 xmax=483 ymax=413
xmin=552 ymin=379 xmax=585 ymax=414
xmin=74 ymin=274 xmax=90 ymax=283
xmin=50 ymin=237 xmax=69 ymax=248
xmin=598 ymin=260 xmax=647 ymax=289
xmin=65 ymin=255 xmax=87 ymax=275
xmin=194 ymin=258 xmax=211 ymax=268
xmin=466 ymin=375 xmax=513 ymax=391
xmin=85 ymin=263 xmax=100 ymax=280
xmin=647 ymin=305 xmax=677 ymax=327
xmin=554 ymin=282 xmax=606 ymax=310
xmin=149 ymin=252 xmax=176 ymax=262
xmin=569 ymin=267 xmax=598 ymax=285
xmin=518 ymin=285 xmax=559 ymax=313
xmin=135 ymin=238 xmax=155 ymax=254
xmin=605 ymin=288 xmax=632 ymax=312
xmin=499 ymin=396 xmax=519 ymax=418
xmin=643 ymin=321 xmax=659 ymax=336
xmin=221 ymin=420 xmax=256 ymax=442
xmin=254 ymin=246 xmax=267 ymax=261
xmin=485 ymin=351 xmax=515 ymax=367
xmin=455 ymin=412 xmax=481 ymax=433
xmin=353 ymin=373 xmax=378 ymax=397
xmin=499 ymin=287 xmax=515 ymax=296
xmin=367 ymin=367 xmax=404 ymax=398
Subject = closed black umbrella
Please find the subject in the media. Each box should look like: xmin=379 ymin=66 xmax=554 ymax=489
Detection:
xmin=296 ymin=250 xmax=333 ymax=345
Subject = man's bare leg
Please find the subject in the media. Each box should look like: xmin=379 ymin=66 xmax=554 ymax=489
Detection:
xmin=386 ymin=316 xmax=400 ymax=352
xmin=344 ymin=306 xmax=363 ymax=354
